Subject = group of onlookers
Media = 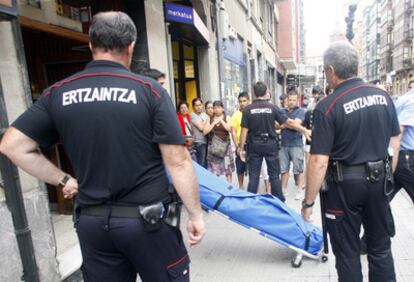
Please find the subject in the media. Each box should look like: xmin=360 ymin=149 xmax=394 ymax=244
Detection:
xmin=176 ymin=99 xmax=235 ymax=183
xmin=176 ymin=85 xmax=329 ymax=200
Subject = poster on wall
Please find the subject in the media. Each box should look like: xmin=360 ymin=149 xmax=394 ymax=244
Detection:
xmin=0 ymin=0 xmax=17 ymax=18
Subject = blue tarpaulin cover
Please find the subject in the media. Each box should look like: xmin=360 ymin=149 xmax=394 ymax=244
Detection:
xmin=193 ymin=162 xmax=323 ymax=255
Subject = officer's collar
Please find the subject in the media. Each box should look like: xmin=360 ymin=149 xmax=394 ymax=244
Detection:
xmin=253 ymin=98 xmax=269 ymax=103
xmin=334 ymin=77 xmax=363 ymax=92
xmin=85 ymin=60 xmax=129 ymax=71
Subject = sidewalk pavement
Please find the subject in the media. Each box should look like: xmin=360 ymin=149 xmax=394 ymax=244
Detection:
xmin=61 ymin=172 xmax=414 ymax=282
xmin=180 ymin=175 xmax=414 ymax=282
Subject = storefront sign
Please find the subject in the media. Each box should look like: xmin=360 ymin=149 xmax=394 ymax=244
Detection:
xmin=0 ymin=0 xmax=18 ymax=18
xmin=165 ymin=3 xmax=210 ymax=44
xmin=165 ymin=3 xmax=194 ymax=25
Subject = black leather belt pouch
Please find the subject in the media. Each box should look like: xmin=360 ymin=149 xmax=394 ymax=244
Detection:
xmin=331 ymin=162 xmax=344 ymax=183
xmin=366 ymin=160 xmax=383 ymax=183
xmin=138 ymin=202 xmax=164 ymax=232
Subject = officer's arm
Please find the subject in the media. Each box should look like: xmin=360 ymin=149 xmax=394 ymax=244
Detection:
xmin=389 ymin=126 xmax=403 ymax=173
xmin=159 ymin=144 xmax=203 ymax=220
xmin=0 ymin=127 xmax=69 ymax=187
xmin=275 ymin=122 xmax=285 ymax=130
xmin=304 ymin=154 xmax=329 ymax=205
xmin=159 ymin=144 xmax=205 ymax=245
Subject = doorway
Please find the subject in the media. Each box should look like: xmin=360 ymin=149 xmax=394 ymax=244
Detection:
xmin=172 ymin=40 xmax=200 ymax=112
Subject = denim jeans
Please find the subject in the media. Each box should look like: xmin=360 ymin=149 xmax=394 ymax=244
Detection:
xmin=193 ymin=142 xmax=207 ymax=169
xmin=247 ymin=140 xmax=285 ymax=201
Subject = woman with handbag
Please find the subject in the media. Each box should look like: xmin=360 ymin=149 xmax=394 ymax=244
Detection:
xmin=203 ymin=100 xmax=235 ymax=183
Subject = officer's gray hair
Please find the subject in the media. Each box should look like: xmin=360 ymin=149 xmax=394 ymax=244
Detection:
xmin=323 ymin=41 xmax=358 ymax=80
xmin=89 ymin=11 xmax=137 ymax=54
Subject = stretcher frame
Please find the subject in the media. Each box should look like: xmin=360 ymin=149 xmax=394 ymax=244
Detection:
xmin=202 ymin=204 xmax=328 ymax=268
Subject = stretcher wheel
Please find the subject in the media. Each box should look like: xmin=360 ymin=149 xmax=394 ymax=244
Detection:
xmin=291 ymin=254 xmax=303 ymax=268
xmin=321 ymin=255 xmax=328 ymax=263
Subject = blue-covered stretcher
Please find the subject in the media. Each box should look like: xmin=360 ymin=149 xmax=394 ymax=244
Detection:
xmin=192 ymin=162 xmax=325 ymax=266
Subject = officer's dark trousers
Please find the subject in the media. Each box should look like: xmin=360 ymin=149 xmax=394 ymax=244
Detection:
xmin=247 ymin=139 xmax=285 ymax=201
xmin=389 ymin=150 xmax=414 ymax=203
xmin=325 ymin=177 xmax=396 ymax=282
xmin=76 ymin=214 xmax=189 ymax=282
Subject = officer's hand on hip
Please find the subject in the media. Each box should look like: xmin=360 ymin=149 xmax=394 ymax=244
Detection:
xmin=187 ymin=213 xmax=206 ymax=247
xmin=240 ymin=150 xmax=246 ymax=162
xmin=63 ymin=178 xmax=78 ymax=199
xmin=301 ymin=206 xmax=313 ymax=222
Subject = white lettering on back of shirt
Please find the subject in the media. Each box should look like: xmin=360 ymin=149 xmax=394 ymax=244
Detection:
xmin=343 ymin=95 xmax=388 ymax=114
xmin=62 ymin=87 xmax=138 ymax=106
xmin=250 ymin=108 xmax=272 ymax=114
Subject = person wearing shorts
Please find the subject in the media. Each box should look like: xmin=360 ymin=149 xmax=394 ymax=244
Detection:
xmin=279 ymin=89 xmax=306 ymax=200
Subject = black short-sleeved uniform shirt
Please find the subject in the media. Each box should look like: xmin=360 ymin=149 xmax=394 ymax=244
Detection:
xmin=12 ymin=60 xmax=185 ymax=207
xmin=310 ymin=78 xmax=400 ymax=165
xmin=241 ymin=99 xmax=288 ymax=139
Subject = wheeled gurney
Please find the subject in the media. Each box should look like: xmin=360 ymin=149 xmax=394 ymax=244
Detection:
xmin=192 ymin=162 xmax=327 ymax=267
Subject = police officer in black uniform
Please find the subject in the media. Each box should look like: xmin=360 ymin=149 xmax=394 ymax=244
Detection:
xmin=301 ymin=41 xmax=401 ymax=282
xmin=0 ymin=12 xmax=205 ymax=282
xmin=239 ymin=82 xmax=311 ymax=201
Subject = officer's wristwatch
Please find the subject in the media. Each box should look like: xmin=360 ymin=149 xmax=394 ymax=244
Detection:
xmin=58 ymin=174 xmax=71 ymax=188
xmin=302 ymin=199 xmax=315 ymax=209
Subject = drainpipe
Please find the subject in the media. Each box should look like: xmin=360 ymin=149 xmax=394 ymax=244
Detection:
xmin=0 ymin=18 xmax=40 ymax=282
xmin=215 ymin=0 xmax=226 ymax=101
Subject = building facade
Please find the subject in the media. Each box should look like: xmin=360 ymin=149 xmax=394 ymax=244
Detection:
xmin=361 ymin=1 xmax=381 ymax=82
xmin=359 ymin=0 xmax=414 ymax=95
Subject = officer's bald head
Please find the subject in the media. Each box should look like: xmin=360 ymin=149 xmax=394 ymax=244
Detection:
xmin=89 ymin=11 xmax=137 ymax=55
xmin=323 ymin=41 xmax=358 ymax=81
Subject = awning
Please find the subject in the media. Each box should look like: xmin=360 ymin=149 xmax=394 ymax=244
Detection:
xmin=165 ymin=3 xmax=210 ymax=45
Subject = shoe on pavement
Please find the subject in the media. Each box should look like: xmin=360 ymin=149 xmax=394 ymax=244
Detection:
xmin=295 ymin=189 xmax=305 ymax=200
xmin=283 ymin=190 xmax=289 ymax=197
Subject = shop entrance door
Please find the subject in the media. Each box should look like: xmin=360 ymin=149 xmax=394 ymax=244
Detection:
xmin=21 ymin=26 xmax=91 ymax=214
xmin=171 ymin=40 xmax=200 ymax=111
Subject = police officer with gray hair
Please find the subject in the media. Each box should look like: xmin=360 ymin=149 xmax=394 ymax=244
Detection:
xmin=301 ymin=41 xmax=401 ymax=282
xmin=0 ymin=11 xmax=205 ymax=282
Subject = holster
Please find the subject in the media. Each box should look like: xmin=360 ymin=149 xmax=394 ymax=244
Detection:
xmin=164 ymin=185 xmax=182 ymax=228
xmin=138 ymin=202 xmax=164 ymax=232
xmin=384 ymin=157 xmax=394 ymax=196
xmin=366 ymin=160 xmax=384 ymax=183
xmin=330 ymin=161 xmax=344 ymax=184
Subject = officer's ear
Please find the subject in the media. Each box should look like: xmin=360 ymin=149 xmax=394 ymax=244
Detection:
xmin=127 ymin=41 xmax=135 ymax=57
